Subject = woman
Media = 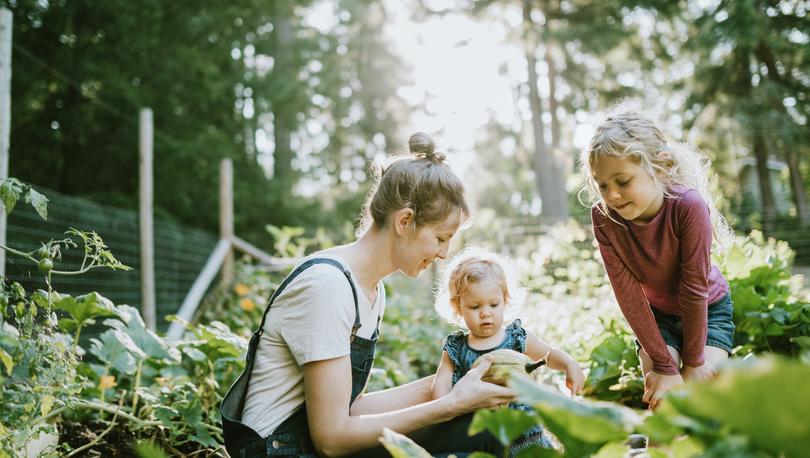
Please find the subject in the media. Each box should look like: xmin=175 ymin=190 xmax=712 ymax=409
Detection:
xmin=222 ymin=132 xmax=515 ymax=457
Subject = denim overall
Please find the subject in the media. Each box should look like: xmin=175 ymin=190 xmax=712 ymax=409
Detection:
xmin=221 ymin=258 xmax=379 ymax=457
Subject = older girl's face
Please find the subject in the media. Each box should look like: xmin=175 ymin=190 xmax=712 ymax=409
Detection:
xmin=593 ymin=155 xmax=664 ymax=225
xmin=396 ymin=208 xmax=463 ymax=277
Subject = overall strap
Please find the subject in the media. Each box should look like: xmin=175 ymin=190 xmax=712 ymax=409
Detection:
xmin=253 ymin=258 xmax=361 ymax=361
xmin=220 ymin=257 xmax=362 ymax=458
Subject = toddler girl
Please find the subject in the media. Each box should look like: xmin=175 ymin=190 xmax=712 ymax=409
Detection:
xmin=581 ymin=105 xmax=735 ymax=411
xmin=432 ymin=248 xmax=585 ymax=453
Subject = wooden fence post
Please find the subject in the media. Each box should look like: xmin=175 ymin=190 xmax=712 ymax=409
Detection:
xmin=139 ymin=108 xmax=156 ymax=330
xmin=220 ymin=158 xmax=234 ymax=285
xmin=0 ymin=9 xmax=12 ymax=277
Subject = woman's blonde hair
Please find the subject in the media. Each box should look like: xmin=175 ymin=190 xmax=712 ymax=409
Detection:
xmin=579 ymin=101 xmax=733 ymax=251
xmin=435 ymin=247 xmax=526 ymax=327
xmin=357 ymin=132 xmax=469 ymax=236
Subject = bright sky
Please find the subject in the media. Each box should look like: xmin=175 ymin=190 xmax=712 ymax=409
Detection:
xmin=380 ymin=0 xmax=596 ymax=178
xmin=296 ymin=0 xmax=600 ymax=193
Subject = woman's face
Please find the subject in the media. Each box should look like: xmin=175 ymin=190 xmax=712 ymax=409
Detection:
xmin=395 ymin=208 xmax=463 ymax=277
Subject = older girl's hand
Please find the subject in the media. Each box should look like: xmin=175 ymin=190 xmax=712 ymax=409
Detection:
xmin=565 ymin=361 xmax=586 ymax=397
xmin=681 ymin=364 xmax=716 ymax=382
xmin=447 ymin=359 xmax=516 ymax=413
xmin=643 ymin=371 xmax=683 ymax=411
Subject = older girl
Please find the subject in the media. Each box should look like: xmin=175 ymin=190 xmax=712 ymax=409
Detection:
xmin=581 ymin=107 xmax=735 ymax=411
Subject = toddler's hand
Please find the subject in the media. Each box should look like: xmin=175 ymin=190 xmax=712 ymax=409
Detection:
xmin=681 ymin=364 xmax=716 ymax=382
xmin=564 ymin=361 xmax=586 ymax=397
xmin=449 ymin=358 xmax=516 ymax=413
xmin=643 ymin=371 xmax=683 ymax=411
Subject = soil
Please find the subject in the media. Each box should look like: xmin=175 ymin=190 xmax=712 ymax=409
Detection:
xmin=57 ymin=421 xmax=221 ymax=457
xmin=59 ymin=421 xmax=139 ymax=457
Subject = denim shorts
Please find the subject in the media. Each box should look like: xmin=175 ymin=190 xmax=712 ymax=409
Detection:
xmin=637 ymin=293 xmax=736 ymax=356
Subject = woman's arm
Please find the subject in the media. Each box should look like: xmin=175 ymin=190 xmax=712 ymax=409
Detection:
xmin=349 ymin=374 xmax=435 ymax=415
xmin=430 ymin=351 xmax=454 ymax=400
xmin=305 ymin=356 xmax=514 ymax=457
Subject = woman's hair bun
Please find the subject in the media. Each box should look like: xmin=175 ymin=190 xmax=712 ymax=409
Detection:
xmin=408 ymin=132 xmax=445 ymax=162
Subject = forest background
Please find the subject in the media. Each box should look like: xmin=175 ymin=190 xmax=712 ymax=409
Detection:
xmin=4 ymin=0 xmax=809 ymax=254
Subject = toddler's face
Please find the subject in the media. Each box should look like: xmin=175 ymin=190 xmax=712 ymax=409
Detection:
xmin=458 ymin=276 xmax=505 ymax=338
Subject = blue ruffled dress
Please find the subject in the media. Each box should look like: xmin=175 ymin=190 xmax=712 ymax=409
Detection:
xmin=443 ymin=319 xmax=554 ymax=454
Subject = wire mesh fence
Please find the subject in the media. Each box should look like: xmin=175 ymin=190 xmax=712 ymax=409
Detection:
xmin=4 ymin=186 xmax=218 ymax=332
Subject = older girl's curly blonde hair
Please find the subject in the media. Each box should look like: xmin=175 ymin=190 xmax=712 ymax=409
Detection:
xmin=579 ymin=100 xmax=733 ymax=251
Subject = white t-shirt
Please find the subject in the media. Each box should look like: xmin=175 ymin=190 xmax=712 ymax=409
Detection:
xmin=241 ymin=254 xmax=386 ymax=437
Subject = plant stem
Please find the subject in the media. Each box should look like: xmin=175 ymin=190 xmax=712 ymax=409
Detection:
xmin=65 ymin=396 xmax=126 ymax=457
xmin=73 ymin=399 xmax=160 ymax=427
xmin=131 ymin=359 xmax=144 ymax=414
xmin=29 ymin=406 xmax=68 ymax=426
xmin=0 ymin=244 xmax=36 ymax=260
xmin=73 ymin=324 xmax=84 ymax=355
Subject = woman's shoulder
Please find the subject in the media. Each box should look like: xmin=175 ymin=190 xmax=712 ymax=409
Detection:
xmin=275 ymin=256 xmax=356 ymax=302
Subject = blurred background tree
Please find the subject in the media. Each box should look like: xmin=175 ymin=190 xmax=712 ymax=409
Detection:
xmin=1 ymin=0 xmax=808 ymax=257
xmin=2 ymin=0 xmax=407 ymax=246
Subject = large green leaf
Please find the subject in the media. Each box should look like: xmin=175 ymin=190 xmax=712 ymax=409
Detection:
xmin=54 ymin=292 xmax=119 ymax=327
xmin=104 ymin=304 xmax=179 ymax=362
xmin=0 ymin=348 xmax=13 ymax=375
xmin=134 ymin=441 xmax=170 ymax=458
xmin=24 ymin=187 xmax=49 ymax=220
xmin=469 ymin=407 xmax=542 ymax=446
xmin=0 ymin=178 xmax=21 ymax=214
xmin=664 ymin=356 xmax=810 ymax=458
xmin=171 ymin=318 xmax=246 ymax=362
xmin=89 ymin=329 xmax=144 ymax=374
xmin=378 ymin=428 xmax=432 ymax=458
xmin=510 ymin=373 xmax=641 ymax=455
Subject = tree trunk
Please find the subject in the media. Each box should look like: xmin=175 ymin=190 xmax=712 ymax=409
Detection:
xmin=752 ymin=131 xmax=776 ymax=235
xmin=544 ymin=42 xmax=568 ymax=213
xmin=522 ymin=0 xmax=568 ymax=219
xmin=272 ymin=14 xmax=294 ymax=192
xmin=545 ymin=46 xmax=561 ymax=152
xmin=785 ymin=148 xmax=810 ymax=226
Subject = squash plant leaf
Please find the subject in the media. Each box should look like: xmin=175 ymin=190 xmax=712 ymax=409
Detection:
xmin=469 ymin=407 xmax=540 ymax=446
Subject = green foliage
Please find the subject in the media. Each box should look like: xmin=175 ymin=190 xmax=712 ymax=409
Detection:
xmin=641 ymin=356 xmax=810 ymax=458
xmin=508 ymin=374 xmax=641 ymax=457
xmin=581 ymin=320 xmax=644 ymax=408
xmin=0 ymin=178 xmax=48 ymax=220
xmin=718 ymin=231 xmax=810 ymax=357
xmin=468 ymin=408 xmax=544 ymax=450
xmin=379 ymin=428 xmax=433 ymax=458
xmin=370 ymin=273 xmax=453 ymax=390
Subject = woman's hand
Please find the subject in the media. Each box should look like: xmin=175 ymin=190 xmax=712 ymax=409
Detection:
xmin=446 ymin=359 xmax=516 ymax=413
xmin=564 ymin=361 xmax=586 ymax=397
xmin=642 ymin=371 xmax=683 ymax=411
xmin=681 ymin=364 xmax=715 ymax=382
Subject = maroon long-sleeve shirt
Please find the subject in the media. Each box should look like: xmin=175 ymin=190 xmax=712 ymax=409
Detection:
xmin=591 ymin=185 xmax=729 ymax=375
